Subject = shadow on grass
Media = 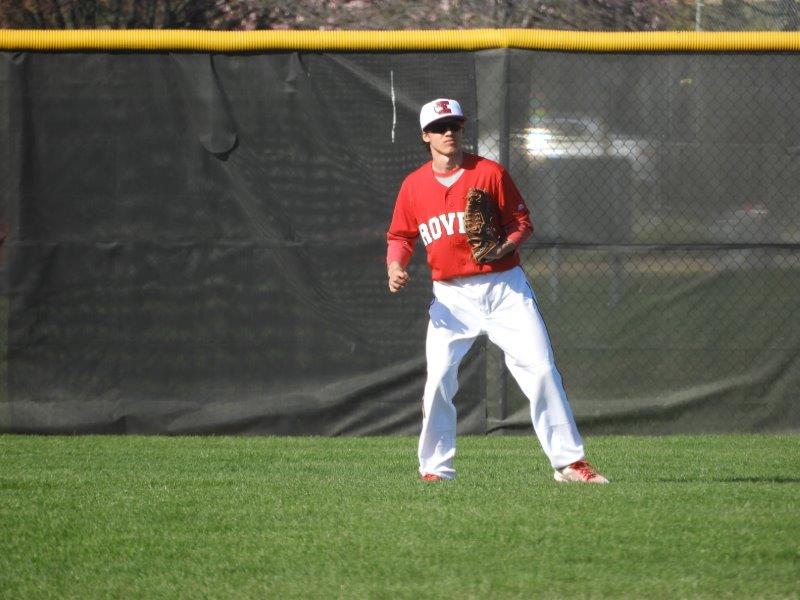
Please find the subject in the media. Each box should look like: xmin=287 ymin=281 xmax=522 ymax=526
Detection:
xmin=656 ymin=477 xmax=800 ymax=484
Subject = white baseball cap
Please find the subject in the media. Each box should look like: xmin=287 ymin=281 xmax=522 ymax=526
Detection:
xmin=419 ymin=98 xmax=466 ymax=131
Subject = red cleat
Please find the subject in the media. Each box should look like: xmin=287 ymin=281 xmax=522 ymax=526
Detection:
xmin=554 ymin=459 xmax=609 ymax=484
xmin=420 ymin=473 xmax=444 ymax=482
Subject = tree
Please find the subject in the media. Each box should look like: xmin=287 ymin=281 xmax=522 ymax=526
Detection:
xmin=4 ymin=0 xmax=798 ymax=31
xmin=0 ymin=0 xmax=223 ymax=29
xmin=206 ymin=0 xmax=697 ymax=31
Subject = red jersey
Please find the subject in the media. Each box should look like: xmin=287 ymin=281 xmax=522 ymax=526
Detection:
xmin=387 ymin=153 xmax=533 ymax=281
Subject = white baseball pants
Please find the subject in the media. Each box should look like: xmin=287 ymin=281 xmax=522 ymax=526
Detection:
xmin=419 ymin=266 xmax=584 ymax=479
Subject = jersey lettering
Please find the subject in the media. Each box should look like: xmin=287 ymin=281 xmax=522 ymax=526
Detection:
xmin=419 ymin=212 xmax=465 ymax=246
xmin=419 ymin=223 xmax=432 ymax=245
xmin=428 ymin=216 xmax=442 ymax=240
xmin=439 ymin=213 xmax=456 ymax=235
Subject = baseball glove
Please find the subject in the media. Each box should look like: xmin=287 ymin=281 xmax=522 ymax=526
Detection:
xmin=463 ymin=187 xmax=505 ymax=263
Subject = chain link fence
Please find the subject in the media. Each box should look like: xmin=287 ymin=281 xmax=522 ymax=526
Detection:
xmin=1 ymin=40 xmax=798 ymax=434
xmin=475 ymin=49 xmax=800 ymax=433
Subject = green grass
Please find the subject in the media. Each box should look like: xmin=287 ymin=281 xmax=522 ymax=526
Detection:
xmin=1 ymin=435 xmax=798 ymax=599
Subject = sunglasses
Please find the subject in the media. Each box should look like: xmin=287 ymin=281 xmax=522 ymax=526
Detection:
xmin=425 ymin=120 xmax=464 ymax=134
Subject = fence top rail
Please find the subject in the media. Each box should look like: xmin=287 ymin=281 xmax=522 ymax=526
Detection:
xmin=2 ymin=28 xmax=800 ymax=53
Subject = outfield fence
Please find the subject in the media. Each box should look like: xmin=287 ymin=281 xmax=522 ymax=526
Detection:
xmin=1 ymin=30 xmax=798 ymax=434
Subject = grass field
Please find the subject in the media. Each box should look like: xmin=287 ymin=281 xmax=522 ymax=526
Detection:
xmin=1 ymin=434 xmax=798 ymax=599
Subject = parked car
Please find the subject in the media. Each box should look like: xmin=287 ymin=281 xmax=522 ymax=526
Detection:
xmin=513 ymin=115 xmax=658 ymax=183
xmin=709 ymin=201 xmax=776 ymax=244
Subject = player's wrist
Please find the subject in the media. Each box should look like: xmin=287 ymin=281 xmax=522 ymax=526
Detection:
xmin=493 ymin=240 xmax=515 ymax=259
xmin=388 ymin=261 xmax=404 ymax=274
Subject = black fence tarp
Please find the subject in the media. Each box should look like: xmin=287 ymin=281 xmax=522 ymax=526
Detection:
xmin=1 ymin=49 xmax=798 ymax=434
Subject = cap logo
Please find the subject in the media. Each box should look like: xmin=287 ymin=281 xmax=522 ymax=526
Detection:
xmin=434 ymin=100 xmax=453 ymax=115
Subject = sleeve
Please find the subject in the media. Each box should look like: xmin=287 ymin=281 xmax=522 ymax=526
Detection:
xmin=386 ymin=179 xmax=419 ymax=268
xmin=494 ymin=167 xmax=533 ymax=248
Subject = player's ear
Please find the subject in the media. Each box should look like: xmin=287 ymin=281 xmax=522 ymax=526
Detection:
xmin=421 ymin=130 xmax=431 ymax=143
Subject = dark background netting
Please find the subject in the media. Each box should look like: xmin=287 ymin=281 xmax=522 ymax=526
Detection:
xmin=1 ymin=49 xmax=798 ymax=434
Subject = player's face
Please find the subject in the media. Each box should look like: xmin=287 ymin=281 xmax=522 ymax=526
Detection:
xmin=422 ymin=119 xmax=464 ymax=157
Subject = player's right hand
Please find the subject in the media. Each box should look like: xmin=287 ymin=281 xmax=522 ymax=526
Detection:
xmin=388 ymin=262 xmax=410 ymax=293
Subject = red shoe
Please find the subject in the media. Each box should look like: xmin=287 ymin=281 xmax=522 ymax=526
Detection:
xmin=420 ymin=473 xmax=444 ymax=482
xmin=554 ymin=460 xmax=609 ymax=484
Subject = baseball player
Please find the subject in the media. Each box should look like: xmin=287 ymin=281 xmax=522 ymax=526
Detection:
xmin=387 ymin=98 xmax=608 ymax=484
